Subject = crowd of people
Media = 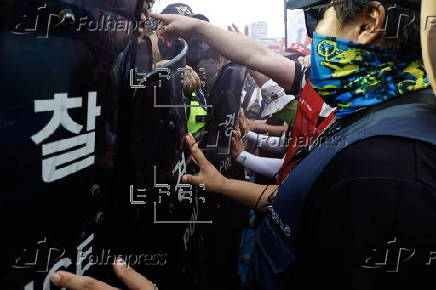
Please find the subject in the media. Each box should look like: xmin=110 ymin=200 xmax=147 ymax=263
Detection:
xmin=50 ymin=0 xmax=436 ymax=289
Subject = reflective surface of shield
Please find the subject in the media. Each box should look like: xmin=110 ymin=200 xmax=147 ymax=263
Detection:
xmin=0 ymin=0 xmax=141 ymax=288
xmin=197 ymin=63 xmax=249 ymax=290
xmin=98 ymin=38 xmax=205 ymax=290
xmin=201 ymin=62 xmax=248 ymax=175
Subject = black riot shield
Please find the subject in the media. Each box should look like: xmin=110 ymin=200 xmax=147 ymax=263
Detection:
xmin=241 ymin=76 xmax=257 ymax=113
xmin=201 ymin=62 xmax=248 ymax=176
xmin=197 ymin=63 xmax=250 ymax=290
xmin=136 ymin=36 xmax=154 ymax=74
xmin=97 ymin=38 xmax=206 ymax=290
xmin=0 ymin=0 xmax=142 ymax=288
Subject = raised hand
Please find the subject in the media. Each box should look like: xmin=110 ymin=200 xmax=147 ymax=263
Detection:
xmin=151 ymin=13 xmax=200 ymax=47
xmin=51 ymin=259 xmax=157 ymax=290
xmin=238 ymin=108 xmax=255 ymax=136
xmin=182 ymin=134 xmax=228 ymax=193
xmin=183 ymin=66 xmax=201 ymax=95
xmin=231 ymin=128 xmax=244 ymax=159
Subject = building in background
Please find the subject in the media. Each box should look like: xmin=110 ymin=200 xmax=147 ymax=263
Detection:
xmin=258 ymin=37 xmax=285 ymax=52
xmin=249 ymin=21 xmax=268 ymax=40
xmin=286 ymin=9 xmax=310 ymax=48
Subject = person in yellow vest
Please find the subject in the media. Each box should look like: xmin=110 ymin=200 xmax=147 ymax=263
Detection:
xmin=186 ymin=89 xmax=208 ymax=137
xmin=182 ymin=66 xmax=208 ymax=138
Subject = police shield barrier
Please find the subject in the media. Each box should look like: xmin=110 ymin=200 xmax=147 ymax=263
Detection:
xmin=96 ymin=38 xmax=206 ymax=290
xmin=241 ymin=76 xmax=257 ymax=113
xmin=136 ymin=36 xmax=154 ymax=74
xmin=185 ymin=36 xmax=223 ymax=99
xmin=201 ymin=62 xmax=248 ymax=174
xmin=197 ymin=63 xmax=250 ymax=290
xmin=0 ymin=0 xmax=141 ymax=288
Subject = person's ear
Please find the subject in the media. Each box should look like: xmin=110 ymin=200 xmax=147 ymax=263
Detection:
xmin=357 ymin=1 xmax=386 ymax=45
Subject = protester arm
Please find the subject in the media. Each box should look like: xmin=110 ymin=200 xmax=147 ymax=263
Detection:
xmin=250 ymin=70 xmax=270 ymax=88
xmin=152 ymin=14 xmax=296 ymax=91
xmin=236 ymin=151 xmax=284 ymax=178
xmin=195 ymin=22 xmax=295 ymax=91
xmin=250 ymin=123 xmax=289 ymax=136
xmin=239 ymin=108 xmax=289 ymax=137
xmin=182 ymin=134 xmax=277 ymax=209
xmin=245 ymin=131 xmax=287 ymax=154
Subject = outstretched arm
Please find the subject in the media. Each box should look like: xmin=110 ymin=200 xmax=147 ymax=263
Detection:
xmin=239 ymin=109 xmax=289 ymax=137
xmin=182 ymin=134 xmax=278 ymax=209
xmin=250 ymin=123 xmax=289 ymax=136
xmin=250 ymin=70 xmax=270 ymax=88
xmin=151 ymin=13 xmax=296 ymax=92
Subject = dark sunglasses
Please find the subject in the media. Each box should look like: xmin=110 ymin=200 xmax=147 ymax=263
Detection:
xmin=303 ymin=1 xmax=345 ymax=37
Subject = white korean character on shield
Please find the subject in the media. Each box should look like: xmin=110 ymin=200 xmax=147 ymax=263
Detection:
xmin=31 ymin=92 xmax=101 ymax=183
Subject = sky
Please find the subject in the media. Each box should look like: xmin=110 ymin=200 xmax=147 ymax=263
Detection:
xmin=152 ymin=0 xmax=286 ymax=38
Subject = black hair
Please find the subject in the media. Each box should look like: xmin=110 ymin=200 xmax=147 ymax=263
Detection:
xmin=334 ymin=0 xmax=420 ymax=53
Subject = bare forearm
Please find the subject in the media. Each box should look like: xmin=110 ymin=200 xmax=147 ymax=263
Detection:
xmin=195 ymin=21 xmax=267 ymax=68
xmin=253 ymin=122 xmax=288 ymax=136
xmin=250 ymin=70 xmax=270 ymax=88
xmin=215 ymin=178 xmax=278 ymax=210
xmin=194 ymin=21 xmax=295 ymax=91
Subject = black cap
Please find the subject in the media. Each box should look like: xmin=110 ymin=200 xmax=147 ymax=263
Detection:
xmin=192 ymin=14 xmax=210 ymax=22
xmin=161 ymin=3 xmax=193 ymax=16
xmin=287 ymin=0 xmax=420 ymax=10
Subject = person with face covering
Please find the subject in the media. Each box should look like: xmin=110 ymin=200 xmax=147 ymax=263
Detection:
xmin=148 ymin=1 xmax=436 ymax=289
xmin=52 ymin=1 xmax=436 ymax=289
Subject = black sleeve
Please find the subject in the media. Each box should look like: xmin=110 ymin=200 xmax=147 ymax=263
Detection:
xmin=287 ymin=63 xmax=304 ymax=95
xmin=299 ymin=137 xmax=436 ymax=290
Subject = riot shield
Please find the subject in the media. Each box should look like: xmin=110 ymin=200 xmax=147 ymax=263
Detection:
xmin=201 ymin=62 xmax=248 ymax=175
xmin=136 ymin=36 xmax=154 ymax=74
xmin=97 ymin=38 xmax=206 ymax=290
xmin=0 ymin=0 xmax=142 ymax=288
xmin=198 ymin=63 xmax=249 ymax=290
xmin=241 ymin=76 xmax=257 ymax=112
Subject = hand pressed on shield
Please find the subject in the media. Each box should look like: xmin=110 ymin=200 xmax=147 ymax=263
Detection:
xmin=182 ymin=134 xmax=228 ymax=193
xmin=238 ymin=108 xmax=255 ymax=136
xmin=231 ymin=128 xmax=244 ymax=160
xmin=50 ymin=259 xmax=157 ymax=290
xmin=182 ymin=134 xmax=278 ymax=208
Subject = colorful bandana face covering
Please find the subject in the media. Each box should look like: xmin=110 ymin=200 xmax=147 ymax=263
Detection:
xmin=310 ymin=32 xmax=431 ymax=117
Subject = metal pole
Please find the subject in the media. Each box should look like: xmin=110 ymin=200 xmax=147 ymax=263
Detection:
xmin=284 ymin=0 xmax=288 ymax=49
